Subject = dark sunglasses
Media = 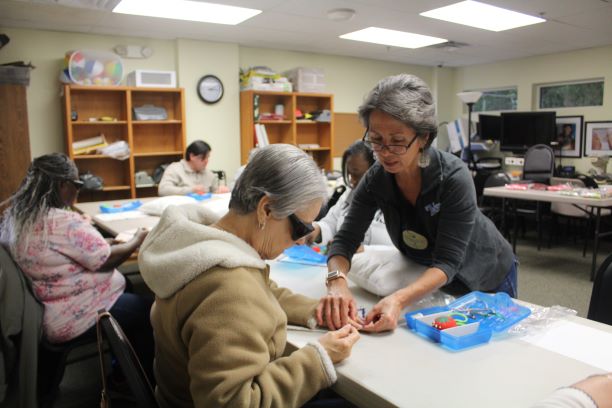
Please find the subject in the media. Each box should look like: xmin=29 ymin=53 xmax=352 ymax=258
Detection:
xmin=68 ymin=179 xmax=84 ymax=190
xmin=288 ymin=213 xmax=315 ymax=241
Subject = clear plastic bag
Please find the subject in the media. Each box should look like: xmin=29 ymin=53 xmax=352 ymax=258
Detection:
xmin=507 ymin=304 xmax=577 ymax=336
xmin=98 ymin=141 xmax=130 ymax=160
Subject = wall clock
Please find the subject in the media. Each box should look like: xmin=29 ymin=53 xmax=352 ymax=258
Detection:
xmin=197 ymin=75 xmax=224 ymax=104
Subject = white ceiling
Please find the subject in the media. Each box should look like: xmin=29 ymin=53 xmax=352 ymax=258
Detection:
xmin=1 ymin=0 xmax=612 ymax=67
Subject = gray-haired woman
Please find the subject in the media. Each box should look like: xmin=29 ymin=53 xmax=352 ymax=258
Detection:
xmin=318 ymin=74 xmax=516 ymax=333
xmin=138 ymin=144 xmax=359 ymax=408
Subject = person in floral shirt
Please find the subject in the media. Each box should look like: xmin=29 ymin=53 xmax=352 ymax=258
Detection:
xmin=0 ymin=153 xmax=154 ymax=379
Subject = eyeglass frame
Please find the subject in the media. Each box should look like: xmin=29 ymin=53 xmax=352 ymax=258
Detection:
xmin=67 ymin=179 xmax=85 ymax=190
xmin=362 ymin=129 xmax=420 ymax=155
xmin=288 ymin=213 xmax=315 ymax=241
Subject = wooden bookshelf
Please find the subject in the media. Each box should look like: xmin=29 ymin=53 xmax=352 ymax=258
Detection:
xmin=240 ymin=90 xmax=334 ymax=170
xmin=62 ymin=85 xmax=186 ymax=201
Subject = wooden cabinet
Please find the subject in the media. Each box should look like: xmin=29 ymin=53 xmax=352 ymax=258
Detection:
xmin=62 ymin=85 xmax=185 ymax=202
xmin=240 ymin=90 xmax=334 ymax=170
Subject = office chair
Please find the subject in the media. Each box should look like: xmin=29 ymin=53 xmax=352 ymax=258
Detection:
xmin=587 ymin=253 xmax=612 ymax=326
xmin=96 ymin=309 xmax=159 ymax=408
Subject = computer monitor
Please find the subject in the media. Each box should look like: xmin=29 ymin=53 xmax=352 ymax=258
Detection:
xmin=477 ymin=114 xmax=501 ymax=141
xmin=500 ymin=111 xmax=556 ymax=153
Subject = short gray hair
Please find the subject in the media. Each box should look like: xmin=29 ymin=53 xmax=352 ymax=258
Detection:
xmin=229 ymin=144 xmax=328 ymax=217
xmin=358 ymin=74 xmax=438 ymax=146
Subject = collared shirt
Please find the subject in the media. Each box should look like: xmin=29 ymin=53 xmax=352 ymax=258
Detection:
xmin=158 ymin=159 xmax=215 ymax=196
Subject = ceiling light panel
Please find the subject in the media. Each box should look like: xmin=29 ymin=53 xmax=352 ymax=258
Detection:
xmin=340 ymin=27 xmax=447 ymax=49
xmin=421 ymin=1 xmax=545 ymax=32
xmin=113 ymin=0 xmax=261 ymax=25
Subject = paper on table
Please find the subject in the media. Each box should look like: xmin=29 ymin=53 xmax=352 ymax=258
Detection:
xmin=95 ymin=211 xmax=149 ymax=222
xmin=114 ymin=227 xmax=151 ymax=243
xmin=522 ymin=320 xmax=612 ymax=371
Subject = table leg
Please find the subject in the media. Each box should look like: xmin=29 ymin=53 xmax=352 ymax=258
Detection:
xmin=591 ymin=207 xmax=602 ymax=281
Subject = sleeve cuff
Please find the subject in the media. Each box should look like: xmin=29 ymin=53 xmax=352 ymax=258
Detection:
xmin=530 ymin=386 xmax=597 ymax=408
xmin=308 ymin=341 xmax=337 ymax=386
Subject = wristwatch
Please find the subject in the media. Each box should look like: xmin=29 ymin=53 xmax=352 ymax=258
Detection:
xmin=325 ymin=270 xmax=346 ymax=286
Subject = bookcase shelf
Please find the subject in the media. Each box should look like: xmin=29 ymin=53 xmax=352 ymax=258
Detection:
xmin=62 ymin=85 xmax=186 ymax=202
xmin=240 ymin=90 xmax=334 ymax=170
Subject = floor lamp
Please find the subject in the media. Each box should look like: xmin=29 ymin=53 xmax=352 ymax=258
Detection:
xmin=457 ymin=91 xmax=482 ymax=171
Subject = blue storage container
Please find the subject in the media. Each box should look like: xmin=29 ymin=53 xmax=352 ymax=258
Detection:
xmin=99 ymin=200 xmax=142 ymax=213
xmin=405 ymin=291 xmax=530 ymax=351
xmin=187 ymin=192 xmax=212 ymax=201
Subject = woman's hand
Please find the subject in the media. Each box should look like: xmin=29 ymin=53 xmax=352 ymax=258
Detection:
xmin=317 ymin=325 xmax=360 ymax=363
xmin=316 ymin=279 xmax=362 ymax=330
xmin=132 ymin=227 xmax=149 ymax=246
xmin=215 ymin=185 xmax=231 ymax=194
xmin=361 ymin=293 xmax=404 ymax=333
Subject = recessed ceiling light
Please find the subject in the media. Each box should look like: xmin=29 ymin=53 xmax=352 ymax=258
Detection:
xmin=421 ymin=0 xmax=545 ymax=32
xmin=340 ymin=27 xmax=447 ymax=49
xmin=113 ymin=0 xmax=261 ymax=25
xmin=327 ymin=8 xmax=356 ymax=22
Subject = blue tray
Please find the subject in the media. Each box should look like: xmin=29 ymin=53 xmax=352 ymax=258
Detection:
xmin=187 ymin=192 xmax=212 ymax=201
xmin=99 ymin=200 xmax=142 ymax=213
xmin=405 ymin=291 xmax=530 ymax=351
xmin=283 ymin=245 xmax=327 ymax=265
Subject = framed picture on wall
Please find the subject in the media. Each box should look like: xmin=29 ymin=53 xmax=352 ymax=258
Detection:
xmin=585 ymin=121 xmax=612 ymax=157
xmin=554 ymin=116 xmax=583 ymax=158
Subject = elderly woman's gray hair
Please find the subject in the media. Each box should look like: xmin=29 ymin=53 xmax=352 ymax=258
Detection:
xmin=358 ymin=74 xmax=438 ymax=146
xmin=229 ymin=144 xmax=328 ymax=217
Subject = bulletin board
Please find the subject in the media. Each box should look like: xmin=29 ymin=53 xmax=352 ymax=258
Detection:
xmin=333 ymin=113 xmax=365 ymax=156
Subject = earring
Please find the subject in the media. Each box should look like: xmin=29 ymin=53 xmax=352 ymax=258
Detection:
xmin=259 ymin=222 xmax=266 ymax=230
xmin=418 ymin=147 xmax=430 ymax=168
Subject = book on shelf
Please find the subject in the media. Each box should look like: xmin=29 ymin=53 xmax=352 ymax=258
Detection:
xmin=298 ymin=143 xmax=320 ymax=149
xmin=73 ymin=134 xmax=108 ymax=155
xmin=254 ymin=124 xmax=269 ymax=147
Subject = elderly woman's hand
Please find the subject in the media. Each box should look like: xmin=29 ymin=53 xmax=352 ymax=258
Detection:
xmin=316 ymin=280 xmax=362 ymax=330
xmin=360 ymin=293 xmax=403 ymax=333
xmin=317 ymin=325 xmax=360 ymax=363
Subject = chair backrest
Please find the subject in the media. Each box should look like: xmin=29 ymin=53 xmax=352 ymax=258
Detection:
xmin=549 ymin=177 xmax=588 ymax=217
xmin=523 ymin=144 xmax=555 ymax=183
xmin=484 ymin=172 xmax=511 ymax=189
xmin=96 ymin=310 xmax=159 ymax=408
xmin=587 ymin=253 xmax=612 ymax=325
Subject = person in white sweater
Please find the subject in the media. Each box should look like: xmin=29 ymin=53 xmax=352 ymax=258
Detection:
xmin=158 ymin=140 xmax=229 ymax=196
xmin=307 ymin=140 xmax=392 ymax=250
xmin=531 ymin=373 xmax=612 ymax=408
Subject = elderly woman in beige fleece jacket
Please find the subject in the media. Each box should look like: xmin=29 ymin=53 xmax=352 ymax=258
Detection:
xmin=139 ymin=144 xmax=360 ymax=408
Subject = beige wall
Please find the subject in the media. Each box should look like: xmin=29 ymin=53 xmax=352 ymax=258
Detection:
xmin=2 ymin=26 xmax=611 ymax=177
xmin=454 ymin=44 xmax=612 ymax=174
xmin=0 ymin=27 xmax=176 ymax=157
xmin=0 ymin=27 xmax=432 ymax=178
xmin=239 ymin=47 xmax=431 ymax=113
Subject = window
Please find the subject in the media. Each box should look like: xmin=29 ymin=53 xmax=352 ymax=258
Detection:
xmin=473 ymin=88 xmax=517 ymax=112
xmin=538 ymin=79 xmax=604 ymax=109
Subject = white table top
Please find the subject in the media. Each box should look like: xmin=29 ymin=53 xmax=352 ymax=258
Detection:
xmin=484 ymin=186 xmax=612 ymax=207
xmin=73 ymin=194 xmax=231 ymax=236
xmin=269 ymin=260 xmax=612 ymax=408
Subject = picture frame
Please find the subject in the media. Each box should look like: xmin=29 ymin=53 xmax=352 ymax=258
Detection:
xmin=584 ymin=121 xmax=612 ymax=157
xmin=553 ymin=116 xmax=583 ymax=158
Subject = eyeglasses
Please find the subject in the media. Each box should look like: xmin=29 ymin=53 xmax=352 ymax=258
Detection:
xmin=288 ymin=213 xmax=315 ymax=241
xmin=362 ymin=130 xmax=419 ymax=155
xmin=68 ymin=179 xmax=84 ymax=190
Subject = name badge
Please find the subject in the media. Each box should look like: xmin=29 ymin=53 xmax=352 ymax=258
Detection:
xmin=403 ymin=230 xmax=428 ymax=250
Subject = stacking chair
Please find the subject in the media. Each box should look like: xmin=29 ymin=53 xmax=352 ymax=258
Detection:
xmin=479 ymin=172 xmax=511 ymax=236
xmin=522 ymin=144 xmax=555 ymax=183
xmin=510 ymin=144 xmax=556 ymax=252
xmin=96 ymin=309 xmax=159 ymax=408
xmin=587 ymin=253 xmax=612 ymax=326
